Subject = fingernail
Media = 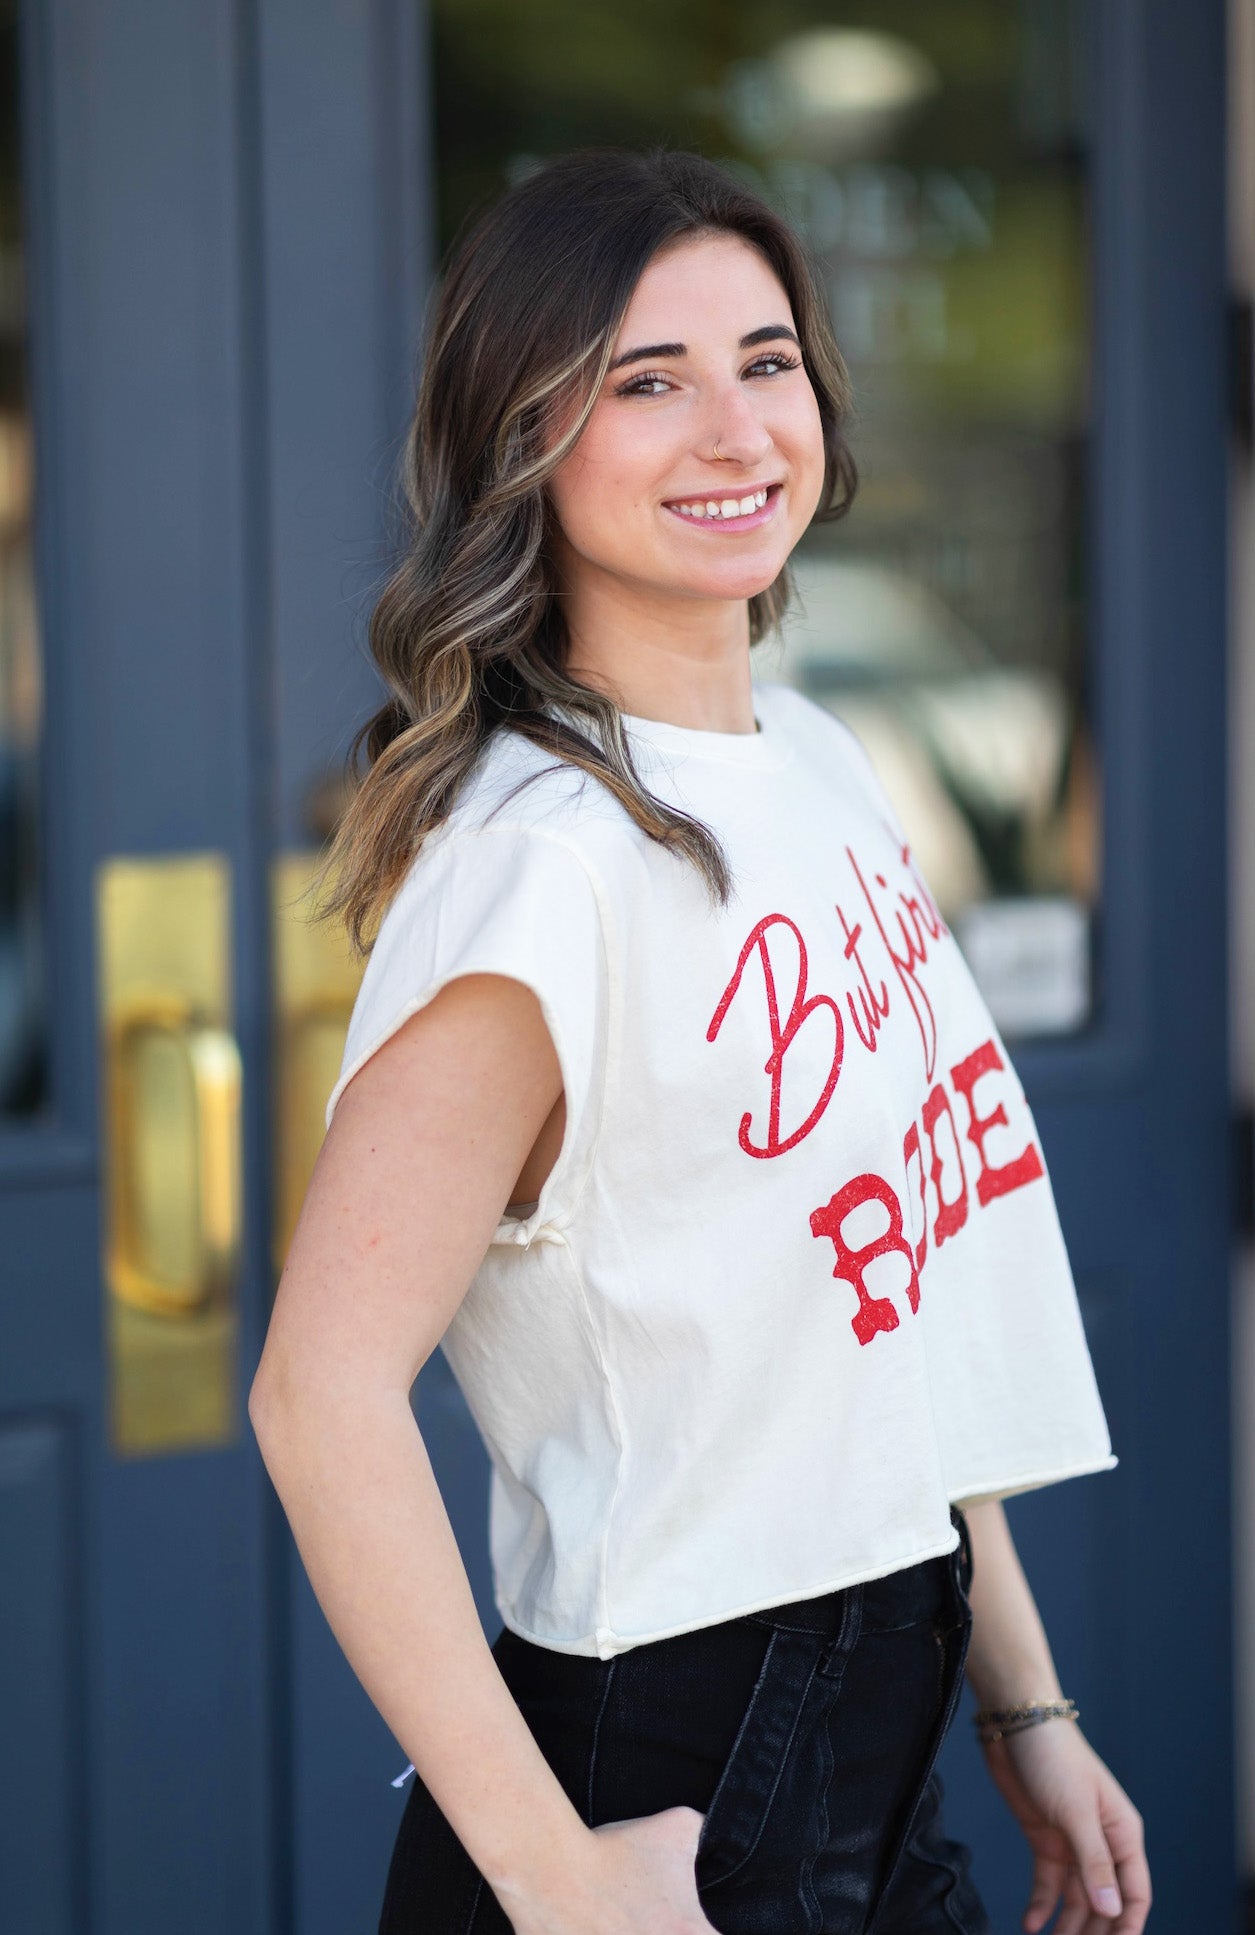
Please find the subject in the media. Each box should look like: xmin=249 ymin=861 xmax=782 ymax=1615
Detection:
xmin=1094 ymin=1886 xmax=1122 ymax=1915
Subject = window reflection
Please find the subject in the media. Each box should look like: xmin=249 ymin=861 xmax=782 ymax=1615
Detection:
xmin=432 ymin=0 xmax=1098 ymax=1038
xmin=0 ymin=0 xmax=46 ymax=1115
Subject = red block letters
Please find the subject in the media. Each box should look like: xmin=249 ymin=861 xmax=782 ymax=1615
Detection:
xmin=809 ymin=1035 xmax=1044 ymax=1346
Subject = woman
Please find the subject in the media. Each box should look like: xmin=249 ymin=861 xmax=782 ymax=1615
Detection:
xmin=249 ymin=149 xmax=1150 ymax=1935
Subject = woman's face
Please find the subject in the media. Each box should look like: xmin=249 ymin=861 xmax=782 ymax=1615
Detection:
xmin=547 ymin=232 xmax=826 ymax=611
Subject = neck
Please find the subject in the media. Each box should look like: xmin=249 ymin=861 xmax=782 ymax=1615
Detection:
xmin=560 ymin=562 xmax=759 ymax=734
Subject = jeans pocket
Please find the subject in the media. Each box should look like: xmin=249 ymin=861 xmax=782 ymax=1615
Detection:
xmin=694 ymin=1630 xmax=779 ymax=1887
xmin=695 ymin=1625 xmax=827 ymax=1893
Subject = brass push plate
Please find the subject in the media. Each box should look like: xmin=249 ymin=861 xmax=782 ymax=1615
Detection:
xmin=270 ymin=853 xmax=363 ymax=1277
xmin=96 ymin=853 xmax=242 ymax=1455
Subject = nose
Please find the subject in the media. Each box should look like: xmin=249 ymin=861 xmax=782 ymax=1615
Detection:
xmin=700 ymin=379 xmax=773 ymax=469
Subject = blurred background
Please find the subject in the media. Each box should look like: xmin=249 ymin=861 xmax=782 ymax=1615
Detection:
xmin=0 ymin=1 xmax=1247 ymax=1929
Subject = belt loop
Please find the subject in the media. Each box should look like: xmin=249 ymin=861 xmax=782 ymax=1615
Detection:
xmin=818 ymin=1579 xmax=863 ymax=1676
xmin=949 ymin=1504 xmax=974 ymax=1596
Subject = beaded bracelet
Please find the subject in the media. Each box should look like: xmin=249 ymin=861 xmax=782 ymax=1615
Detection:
xmin=974 ymin=1699 xmax=1079 ymax=1744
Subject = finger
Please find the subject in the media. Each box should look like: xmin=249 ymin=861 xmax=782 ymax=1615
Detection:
xmin=1053 ymin=1865 xmax=1095 ymax=1935
xmin=1062 ymin=1809 xmax=1124 ymax=1922
xmin=1105 ymin=1808 xmax=1151 ymax=1934
xmin=1109 ymin=1854 xmax=1151 ymax=1935
xmin=1023 ymin=1852 xmax=1066 ymax=1933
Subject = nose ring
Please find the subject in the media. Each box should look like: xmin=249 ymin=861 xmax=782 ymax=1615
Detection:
xmin=713 ymin=439 xmax=723 ymax=460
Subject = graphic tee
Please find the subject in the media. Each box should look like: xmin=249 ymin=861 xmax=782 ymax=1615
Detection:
xmin=326 ymin=678 xmax=1115 ymax=1659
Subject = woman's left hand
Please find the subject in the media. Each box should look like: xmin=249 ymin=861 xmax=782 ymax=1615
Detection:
xmin=980 ymin=1719 xmax=1151 ymax=1935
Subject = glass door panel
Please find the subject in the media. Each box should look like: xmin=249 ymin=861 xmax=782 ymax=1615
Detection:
xmin=431 ymin=0 xmax=1096 ymax=1039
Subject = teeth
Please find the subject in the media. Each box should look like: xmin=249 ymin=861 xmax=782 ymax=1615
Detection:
xmin=673 ymin=487 xmax=772 ymax=520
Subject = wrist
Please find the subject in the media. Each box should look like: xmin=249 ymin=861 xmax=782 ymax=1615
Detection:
xmin=487 ymin=1815 xmax=602 ymax=1924
xmin=965 ymin=1645 xmax=1064 ymax=1712
xmin=968 ymin=1671 xmax=1066 ymax=1711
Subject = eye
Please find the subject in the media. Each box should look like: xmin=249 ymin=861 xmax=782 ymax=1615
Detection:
xmin=614 ymin=370 xmax=675 ymax=398
xmin=744 ymin=352 xmax=802 ymax=378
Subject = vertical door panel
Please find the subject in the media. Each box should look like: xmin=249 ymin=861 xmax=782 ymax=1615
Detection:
xmin=13 ymin=1 xmax=276 ymax=1928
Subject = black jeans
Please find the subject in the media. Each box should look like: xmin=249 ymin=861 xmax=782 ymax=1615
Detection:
xmin=379 ymin=1508 xmax=990 ymax=1933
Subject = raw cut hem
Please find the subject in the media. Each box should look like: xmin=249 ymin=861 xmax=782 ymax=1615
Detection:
xmin=947 ymin=1452 xmax=1118 ymax=1509
xmin=494 ymin=1525 xmax=962 ymax=1661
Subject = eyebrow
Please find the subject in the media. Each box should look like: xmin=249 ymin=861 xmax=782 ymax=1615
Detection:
xmin=607 ymin=324 xmax=802 ymax=373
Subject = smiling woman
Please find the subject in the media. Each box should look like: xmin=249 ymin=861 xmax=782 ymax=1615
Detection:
xmin=251 ymin=149 xmax=1147 ymax=1935
xmin=305 ymin=149 xmax=857 ymax=944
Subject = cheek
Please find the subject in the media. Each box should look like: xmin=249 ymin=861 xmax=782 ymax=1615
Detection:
xmin=550 ymin=417 xmax=667 ymax=550
xmin=776 ymin=392 xmax=827 ymax=522
xmin=780 ymin=389 xmax=825 ymax=475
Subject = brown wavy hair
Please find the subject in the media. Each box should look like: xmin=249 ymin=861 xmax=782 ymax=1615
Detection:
xmin=313 ymin=147 xmax=858 ymax=953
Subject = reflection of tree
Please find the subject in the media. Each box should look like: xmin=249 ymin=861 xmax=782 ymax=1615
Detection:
xmin=433 ymin=0 xmax=721 ymax=248
xmin=433 ymin=0 xmax=1082 ymax=250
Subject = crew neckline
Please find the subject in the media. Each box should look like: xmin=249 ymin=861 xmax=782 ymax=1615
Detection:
xmin=614 ymin=681 xmax=792 ymax=770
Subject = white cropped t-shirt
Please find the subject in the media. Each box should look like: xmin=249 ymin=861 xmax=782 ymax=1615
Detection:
xmin=326 ymin=678 xmax=1115 ymax=1660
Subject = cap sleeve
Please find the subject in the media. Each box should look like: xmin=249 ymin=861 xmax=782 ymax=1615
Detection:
xmin=324 ymin=823 xmax=611 ymax=1245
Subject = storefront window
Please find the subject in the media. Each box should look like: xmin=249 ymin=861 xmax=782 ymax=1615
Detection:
xmin=432 ymin=0 xmax=1097 ymax=1038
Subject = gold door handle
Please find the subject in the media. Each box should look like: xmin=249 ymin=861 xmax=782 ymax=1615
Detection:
xmin=106 ymin=995 xmax=243 ymax=1319
xmin=97 ymin=851 xmax=241 ymax=1453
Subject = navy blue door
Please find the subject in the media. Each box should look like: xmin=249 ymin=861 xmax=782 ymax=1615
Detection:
xmin=0 ymin=2 xmax=433 ymax=1930
xmin=0 ymin=2 xmax=280 ymax=1929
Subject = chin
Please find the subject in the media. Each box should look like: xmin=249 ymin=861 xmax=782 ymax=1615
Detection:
xmin=678 ymin=562 xmax=789 ymax=602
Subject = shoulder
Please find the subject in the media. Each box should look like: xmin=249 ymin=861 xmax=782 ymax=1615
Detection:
xmin=416 ymin=721 xmax=656 ymax=884
xmin=453 ymin=725 xmax=633 ymax=836
xmin=368 ymin=730 xmax=637 ymax=954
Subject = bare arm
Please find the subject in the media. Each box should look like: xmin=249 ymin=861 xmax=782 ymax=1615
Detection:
xmin=964 ymin=1498 xmax=1065 ymax=1708
xmin=964 ymin=1500 xmax=1150 ymax=1935
xmin=248 ymin=973 xmax=713 ymax=1934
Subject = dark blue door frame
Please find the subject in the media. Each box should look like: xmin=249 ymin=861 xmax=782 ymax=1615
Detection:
xmin=0 ymin=1 xmax=1234 ymax=1931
